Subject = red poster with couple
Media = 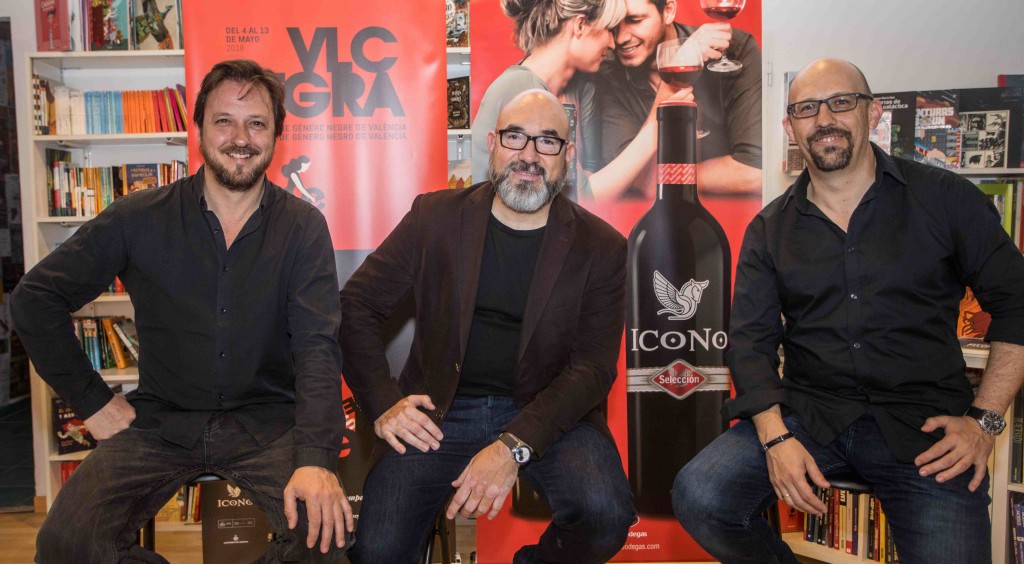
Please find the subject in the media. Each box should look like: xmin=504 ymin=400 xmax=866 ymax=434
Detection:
xmin=470 ymin=1 xmax=763 ymax=561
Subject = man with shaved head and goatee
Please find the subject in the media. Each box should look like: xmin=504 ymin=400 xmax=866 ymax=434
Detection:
xmin=673 ymin=59 xmax=1024 ymax=564
xmin=342 ymin=89 xmax=634 ymax=563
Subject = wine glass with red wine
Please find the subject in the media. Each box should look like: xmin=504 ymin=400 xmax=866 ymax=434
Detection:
xmin=655 ymin=37 xmax=709 ymax=138
xmin=699 ymin=0 xmax=746 ymax=72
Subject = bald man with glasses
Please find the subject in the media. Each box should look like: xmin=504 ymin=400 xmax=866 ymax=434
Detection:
xmin=341 ymin=89 xmax=635 ymax=564
xmin=672 ymin=59 xmax=1024 ymax=564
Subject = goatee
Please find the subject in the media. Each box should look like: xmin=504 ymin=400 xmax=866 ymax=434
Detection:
xmin=806 ymin=126 xmax=854 ymax=172
xmin=201 ymin=142 xmax=273 ymax=192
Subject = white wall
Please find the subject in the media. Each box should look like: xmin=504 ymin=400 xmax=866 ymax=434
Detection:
xmin=761 ymin=0 xmax=1024 ymax=200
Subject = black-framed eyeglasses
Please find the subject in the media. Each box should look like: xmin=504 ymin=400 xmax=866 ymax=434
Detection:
xmin=786 ymin=93 xmax=874 ymax=119
xmin=497 ymin=129 xmax=567 ymax=156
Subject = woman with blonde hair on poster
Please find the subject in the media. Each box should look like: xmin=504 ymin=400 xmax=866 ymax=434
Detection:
xmin=472 ymin=0 xmax=691 ymax=199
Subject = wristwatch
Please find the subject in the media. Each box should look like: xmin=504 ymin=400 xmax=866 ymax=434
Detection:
xmin=965 ymin=406 xmax=1007 ymax=436
xmin=497 ymin=432 xmax=533 ymax=465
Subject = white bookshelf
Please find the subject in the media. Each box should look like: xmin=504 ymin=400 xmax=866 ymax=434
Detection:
xmin=23 ymin=50 xmax=187 ymax=511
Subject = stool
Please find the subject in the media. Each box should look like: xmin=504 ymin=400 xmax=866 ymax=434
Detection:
xmin=140 ymin=473 xmax=222 ymax=551
xmin=422 ymin=512 xmax=456 ymax=564
xmin=768 ymin=476 xmax=873 ymax=536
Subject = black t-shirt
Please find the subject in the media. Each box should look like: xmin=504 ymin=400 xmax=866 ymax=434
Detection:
xmin=458 ymin=215 xmax=546 ymax=396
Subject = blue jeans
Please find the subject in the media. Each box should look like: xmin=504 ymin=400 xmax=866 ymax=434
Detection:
xmin=36 ymin=412 xmax=347 ymax=564
xmin=350 ymin=395 xmax=635 ymax=564
xmin=672 ymin=413 xmax=991 ymax=564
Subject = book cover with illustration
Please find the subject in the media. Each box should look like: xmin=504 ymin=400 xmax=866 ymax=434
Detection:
xmin=34 ymin=0 xmax=71 ymax=51
xmin=914 ymin=127 xmax=961 ymax=170
xmin=52 ymin=397 xmax=97 ymax=454
xmin=445 ymin=0 xmax=469 ymax=48
xmin=123 ymin=163 xmax=160 ymax=192
xmin=959 ymin=86 xmax=1024 ymax=168
xmin=961 ymin=110 xmax=1010 ymax=169
xmin=132 ymin=0 xmax=181 ymax=50
xmin=86 ymin=0 xmax=130 ymax=51
xmin=913 ymin=90 xmax=958 ymax=167
xmin=447 ymin=76 xmax=470 ymax=130
xmin=873 ymin=91 xmax=916 ymax=158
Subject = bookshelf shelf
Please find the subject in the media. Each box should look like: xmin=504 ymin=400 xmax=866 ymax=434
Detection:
xmin=99 ymin=367 xmax=140 ymax=385
xmin=49 ymin=450 xmax=89 ymax=462
xmin=448 ymin=129 xmax=471 ymax=136
xmin=92 ymin=293 xmax=131 ymax=303
xmin=784 ymin=533 xmax=864 ymax=563
xmin=26 ymin=50 xmax=186 ymax=512
xmin=33 ymin=132 xmax=188 ymax=147
xmin=30 ymin=50 xmax=185 ymax=71
xmin=1008 ymin=483 xmax=1024 ymax=494
xmin=962 ymin=346 xmax=989 ymax=370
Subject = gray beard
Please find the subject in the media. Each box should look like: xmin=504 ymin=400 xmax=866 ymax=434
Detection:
xmin=489 ymin=161 xmax=565 ymax=213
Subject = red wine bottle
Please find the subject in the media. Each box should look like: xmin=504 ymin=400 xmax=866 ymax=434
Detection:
xmin=626 ymin=101 xmax=731 ymax=516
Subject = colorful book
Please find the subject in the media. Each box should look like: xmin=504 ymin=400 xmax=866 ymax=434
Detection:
xmin=124 ymin=163 xmax=161 ymax=192
xmin=35 ymin=0 xmax=72 ymax=51
xmin=52 ymin=397 xmax=97 ymax=454
xmin=447 ymin=77 xmax=470 ymax=130
xmin=132 ymin=0 xmax=181 ymax=50
xmin=445 ymin=0 xmax=469 ymax=48
xmin=86 ymin=0 xmax=131 ymax=50
xmin=873 ymin=92 xmax=916 ymax=158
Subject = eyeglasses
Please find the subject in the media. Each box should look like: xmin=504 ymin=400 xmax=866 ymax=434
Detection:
xmin=786 ymin=93 xmax=874 ymax=119
xmin=497 ymin=129 xmax=567 ymax=156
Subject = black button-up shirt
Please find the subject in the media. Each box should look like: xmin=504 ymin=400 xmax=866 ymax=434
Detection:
xmin=724 ymin=145 xmax=1024 ymax=462
xmin=12 ymin=168 xmax=343 ymax=470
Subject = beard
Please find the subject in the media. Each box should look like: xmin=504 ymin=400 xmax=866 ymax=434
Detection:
xmin=805 ymin=126 xmax=854 ymax=172
xmin=200 ymin=141 xmax=274 ymax=192
xmin=488 ymin=158 xmax=566 ymax=214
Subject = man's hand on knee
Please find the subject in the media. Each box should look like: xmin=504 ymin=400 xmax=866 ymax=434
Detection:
xmin=765 ymin=439 xmax=830 ymax=516
xmin=374 ymin=395 xmax=444 ymax=454
xmin=83 ymin=394 xmax=135 ymax=440
xmin=284 ymin=466 xmax=354 ymax=553
xmin=446 ymin=441 xmax=518 ymax=520
xmin=915 ymin=415 xmax=994 ymax=492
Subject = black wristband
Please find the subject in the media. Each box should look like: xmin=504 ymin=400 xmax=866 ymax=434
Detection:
xmin=762 ymin=432 xmax=794 ymax=452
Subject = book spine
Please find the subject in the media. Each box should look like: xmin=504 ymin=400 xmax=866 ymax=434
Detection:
xmin=100 ymin=317 xmax=128 ymax=369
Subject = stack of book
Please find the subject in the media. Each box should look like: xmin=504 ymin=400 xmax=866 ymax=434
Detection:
xmin=34 ymin=0 xmax=183 ymax=52
xmin=32 ymin=76 xmax=187 ymax=137
xmin=72 ymin=316 xmax=139 ymax=371
xmin=45 ymin=147 xmax=186 ymax=217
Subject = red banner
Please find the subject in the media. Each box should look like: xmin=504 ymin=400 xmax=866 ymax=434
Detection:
xmin=181 ymin=0 xmax=447 ymax=251
xmin=470 ymin=1 xmax=762 ymax=561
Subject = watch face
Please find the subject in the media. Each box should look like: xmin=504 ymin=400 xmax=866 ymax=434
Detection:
xmin=513 ymin=447 xmax=531 ymax=464
xmin=982 ymin=412 xmax=1006 ymax=435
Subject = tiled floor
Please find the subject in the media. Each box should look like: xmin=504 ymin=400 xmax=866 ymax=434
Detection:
xmin=0 ymin=397 xmax=34 ymax=511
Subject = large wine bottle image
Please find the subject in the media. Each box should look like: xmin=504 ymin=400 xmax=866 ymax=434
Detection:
xmin=626 ymin=101 xmax=731 ymax=516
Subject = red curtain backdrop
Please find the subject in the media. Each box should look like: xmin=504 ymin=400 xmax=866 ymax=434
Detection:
xmin=181 ymin=0 xmax=447 ymax=251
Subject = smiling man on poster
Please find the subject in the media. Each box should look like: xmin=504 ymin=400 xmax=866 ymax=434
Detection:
xmin=13 ymin=59 xmax=353 ymax=563
xmin=594 ymin=0 xmax=762 ymax=198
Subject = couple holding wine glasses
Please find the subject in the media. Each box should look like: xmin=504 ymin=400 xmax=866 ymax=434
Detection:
xmin=657 ymin=0 xmax=747 ymax=138
xmin=473 ymin=0 xmax=761 ymax=201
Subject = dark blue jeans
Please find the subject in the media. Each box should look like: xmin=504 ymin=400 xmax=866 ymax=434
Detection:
xmin=36 ymin=412 xmax=347 ymax=564
xmin=672 ymin=413 xmax=991 ymax=564
xmin=350 ymin=395 xmax=635 ymax=564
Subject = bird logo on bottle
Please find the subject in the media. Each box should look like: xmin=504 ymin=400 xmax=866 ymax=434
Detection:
xmin=653 ymin=271 xmax=708 ymax=321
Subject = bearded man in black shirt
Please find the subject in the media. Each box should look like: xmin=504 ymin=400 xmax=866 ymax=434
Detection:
xmin=13 ymin=60 xmax=353 ymax=563
xmin=673 ymin=59 xmax=1024 ymax=564
xmin=341 ymin=89 xmax=634 ymax=564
